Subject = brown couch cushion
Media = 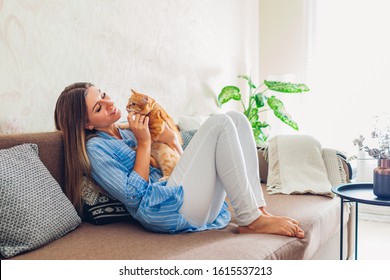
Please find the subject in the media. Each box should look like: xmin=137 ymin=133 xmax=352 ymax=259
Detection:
xmin=10 ymin=185 xmax=345 ymax=260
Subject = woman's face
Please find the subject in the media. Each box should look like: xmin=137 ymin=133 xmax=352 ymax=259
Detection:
xmin=84 ymin=86 xmax=121 ymax=130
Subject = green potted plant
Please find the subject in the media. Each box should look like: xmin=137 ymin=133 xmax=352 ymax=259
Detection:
xmin=218 ymin=75 xmax=310 ymax=145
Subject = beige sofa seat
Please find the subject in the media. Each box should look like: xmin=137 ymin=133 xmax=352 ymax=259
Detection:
xmin=8 ymin=185 xmax=346 ymax=260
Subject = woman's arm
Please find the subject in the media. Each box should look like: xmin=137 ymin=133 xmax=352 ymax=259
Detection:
xmin=127 ymin=112 xmax=152 ymax=181
xmin=157 ymin=123 xmax=183 ymax=155
xmin=87 ymin=140 xmax=148 ymax=209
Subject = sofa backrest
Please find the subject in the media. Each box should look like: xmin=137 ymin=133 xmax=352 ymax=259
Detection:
xmin=0 ymin=131 xmax=65 ymax=189
xmin=0 ymin=131 xmax=351 ymax=190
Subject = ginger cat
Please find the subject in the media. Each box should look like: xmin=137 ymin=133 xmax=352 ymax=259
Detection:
xmin=126 ymin=89 xmax=183 ymax=181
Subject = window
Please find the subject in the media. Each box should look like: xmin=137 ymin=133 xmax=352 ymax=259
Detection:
xmin=305 ymin=0 xmax=390 ymax=221
xmin=302 ymin=0 xmax=390 ymax=155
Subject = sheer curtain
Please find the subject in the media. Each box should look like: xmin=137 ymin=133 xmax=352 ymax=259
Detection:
xmin=303 ymin=0 xmax=390 ymax=221
xmin=297 ymin=0 xmax=390 ymax=156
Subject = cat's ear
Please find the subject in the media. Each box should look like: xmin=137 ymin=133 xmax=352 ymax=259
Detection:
xmin=142 ymin=95 xmax=149 ymax=103
xmin=131 ymin=89 xmax=137 ymax=95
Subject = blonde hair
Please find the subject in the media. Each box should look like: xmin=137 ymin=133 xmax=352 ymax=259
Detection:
xmin=54 ymin=82 xmax=94 ymax=214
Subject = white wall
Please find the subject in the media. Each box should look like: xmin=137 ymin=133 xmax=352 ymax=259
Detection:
xmin=258 ymin=0 xmax=308 ymax=138
xmin=259 ymin=0 xmax=307 ymax=81
xmin=0 ymin=0 xmax=259 ymax=133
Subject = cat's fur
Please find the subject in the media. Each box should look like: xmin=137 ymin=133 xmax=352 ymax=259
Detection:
xmin=126 ymin=89 xmax=183 ymax=181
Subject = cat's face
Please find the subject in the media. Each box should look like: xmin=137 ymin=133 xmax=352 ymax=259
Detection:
xmin=126 ymin=90 xmax=156 ymax=115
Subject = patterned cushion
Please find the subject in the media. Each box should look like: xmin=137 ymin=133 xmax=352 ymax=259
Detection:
xmin=0 ymin=144 xmax=81 ymax=258
xmin=180 ymin=129 xmax=197 ymax=150
xmin=81 ymin=177 xmax=132 ymax=225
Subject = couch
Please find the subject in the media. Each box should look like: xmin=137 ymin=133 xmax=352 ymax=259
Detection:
xmin=0 ymin=131 xmax=354 ymax=260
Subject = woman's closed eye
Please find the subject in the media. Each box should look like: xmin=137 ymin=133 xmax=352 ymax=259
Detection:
xmin=95 ymin=92 xmax=107 ymax=112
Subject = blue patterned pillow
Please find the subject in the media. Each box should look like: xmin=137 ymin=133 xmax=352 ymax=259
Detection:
xmin=180 ymin=129 xmax=197 ymax=150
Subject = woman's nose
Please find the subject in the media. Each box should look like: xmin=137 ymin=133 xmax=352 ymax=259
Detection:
xmin=101 ymin=99 xmax=115 ymax=107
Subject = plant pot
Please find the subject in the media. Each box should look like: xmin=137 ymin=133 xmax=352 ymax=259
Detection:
xmin=257 ymin=147 xmax=268 ymax=183
xmin=373 ymin=159 xmax=390 ymax=199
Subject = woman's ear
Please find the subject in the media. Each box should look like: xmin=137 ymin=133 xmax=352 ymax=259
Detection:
xmin=85 ymin=123 xmax=93 ymax=130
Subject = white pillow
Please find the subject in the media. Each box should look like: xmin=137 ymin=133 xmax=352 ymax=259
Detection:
xmin=178 ymin=115 xmax=209 ymax=131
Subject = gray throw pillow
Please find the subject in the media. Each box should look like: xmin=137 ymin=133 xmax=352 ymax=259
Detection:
xmin=180 ymin=129 xmax=197 ymax=150
xmin=0 ymin=143 xmax=81 ymax=258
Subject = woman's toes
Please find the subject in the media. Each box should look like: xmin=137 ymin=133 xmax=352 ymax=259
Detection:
xmin=295 ymin=228 xmax=305 ymax=239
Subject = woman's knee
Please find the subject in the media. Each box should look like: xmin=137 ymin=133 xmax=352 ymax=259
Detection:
xmin=227 ymin=110 xmax=245 ymax=119
xmin=209 ymin=113 xmax=234 ymax=127
xmin=226 ymin=111 xmax=251 ymax=129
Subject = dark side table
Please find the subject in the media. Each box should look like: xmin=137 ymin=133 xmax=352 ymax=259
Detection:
xmin=332 ymin=183 xmax=390 ymax=260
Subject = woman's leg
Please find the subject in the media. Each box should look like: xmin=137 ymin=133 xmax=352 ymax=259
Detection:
xmin=205 ymin=111 xmax=266 ymax=222
xmin=167 ymin=112 xmax=305 ymax=238
xmin=167 ymin=113 xmax=261 ymax=227
xmin=225 ymin=111 xmax=266 ymax=207
xmin=224 ymin=112 xmax=304 ymax=237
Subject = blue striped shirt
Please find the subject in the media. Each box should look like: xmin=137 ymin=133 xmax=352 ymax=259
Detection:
xmin=86 ymin=128 xmax=230 ymax=233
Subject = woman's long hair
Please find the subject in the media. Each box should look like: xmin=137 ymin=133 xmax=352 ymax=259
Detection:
xmin=54 ymin=82 xmax=95 ymax=214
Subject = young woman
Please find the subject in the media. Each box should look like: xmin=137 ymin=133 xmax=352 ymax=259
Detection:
xmin=54 ymin=82 xmax=304 ymax=238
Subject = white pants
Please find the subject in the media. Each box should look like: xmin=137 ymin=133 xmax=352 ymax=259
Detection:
xmin=167 ymin=111 xmax=265 ymax=227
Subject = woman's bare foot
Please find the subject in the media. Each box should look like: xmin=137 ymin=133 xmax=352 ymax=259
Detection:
xmin=238 ymin=214 xmax=305 ymax=239
xmin=259 ymin=207 xmax=273 ymax=216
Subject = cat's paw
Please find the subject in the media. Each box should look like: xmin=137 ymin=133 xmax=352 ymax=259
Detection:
xmin=150 ymin=157 xmax=159 ymax=168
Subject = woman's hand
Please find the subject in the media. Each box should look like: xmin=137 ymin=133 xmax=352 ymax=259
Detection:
xmin=127 ymin=112 xmax=151 ymax=146
xmin=157 ymin=123 xmax=183 ymax=155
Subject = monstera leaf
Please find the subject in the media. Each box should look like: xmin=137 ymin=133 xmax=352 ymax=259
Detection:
xmin=218 ymin=86 xmax=241 ymax=107
xmin=267 ymin=96 xmax=298 ymax=130
xmin=251 ymin=121 xmax=270 ymax=142
xmin=264 ymin=80 xmax=310 ymax=93
xmin=252 ymin=93 xmax=265 ymax=108
xmin=218 ymin=75 xmax=309 ymax=144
